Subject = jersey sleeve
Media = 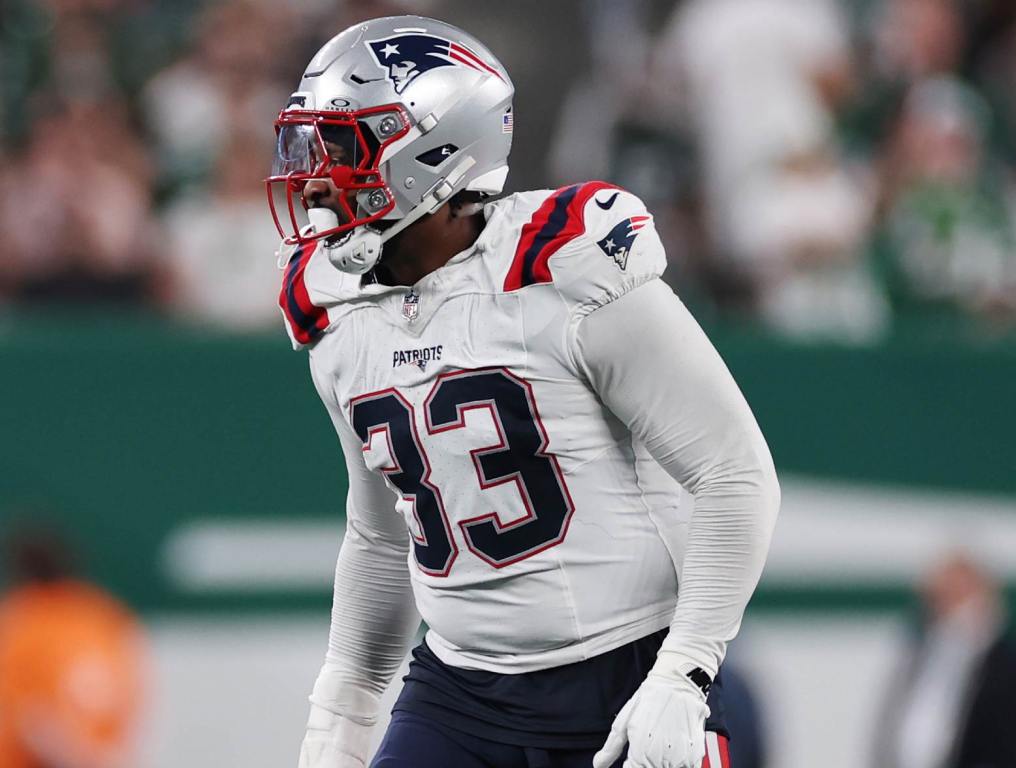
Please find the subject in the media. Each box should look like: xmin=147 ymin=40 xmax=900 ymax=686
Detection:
xmin=502 ymin=182 xmax=667 ymax=312
xmin=305 ymin=346 xmax=421 ymax=723
xmin=279 ymin=239 xmax=364 ymax=351
xmin=570 ymin=279 xmax=780 ymax=677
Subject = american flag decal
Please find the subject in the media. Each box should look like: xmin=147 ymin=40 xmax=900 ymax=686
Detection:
xmin=502 ymin=108 xmax=514 ymax=134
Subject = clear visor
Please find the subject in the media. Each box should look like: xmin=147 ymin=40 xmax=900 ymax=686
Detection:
xmin=271 ymin=122 xmax=365 ymax=176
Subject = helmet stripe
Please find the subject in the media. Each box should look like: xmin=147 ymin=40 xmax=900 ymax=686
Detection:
xmin=449 ymin=42 xmax=505 ymax=81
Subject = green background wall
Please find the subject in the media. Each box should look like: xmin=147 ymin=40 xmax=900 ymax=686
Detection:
xmin=2 ymin=310 xmax=1014 ymax=612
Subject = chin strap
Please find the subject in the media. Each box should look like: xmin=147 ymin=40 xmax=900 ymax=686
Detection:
xmin=320 ymin=155 xmax=478 ymax=275
xmin=379 ymin=154 xmax=478 ymax=243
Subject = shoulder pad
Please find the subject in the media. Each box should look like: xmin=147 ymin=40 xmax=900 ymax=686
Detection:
xmin=279 ymin=240 xmax=362 ymax=350
xmin=502 ymin=182 xmax=665 ymax=308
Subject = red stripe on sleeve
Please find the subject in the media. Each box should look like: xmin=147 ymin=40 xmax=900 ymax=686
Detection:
xmin=278 ymin=260 xmax=300 ymax=341
xmin=279 ymin=242 xmax=328 ymax=345
xmin=292 ymin=257 xmax=326 ymax=324
xmin=503 ymin=188 xmax=563 ymax=292
xmin=529 ymin=181 xmax=612 ymax=284
xmin=503 ymin=181 xmax=618 ymax=292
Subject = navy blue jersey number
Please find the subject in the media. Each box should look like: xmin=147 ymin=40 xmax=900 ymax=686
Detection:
xmin=425 ymin=369 xmax=574 ymax=567
xmin=349 ymin=370 xmax=574 ymax=574
xmin=349 ymin=389 xmax=457 ymax=576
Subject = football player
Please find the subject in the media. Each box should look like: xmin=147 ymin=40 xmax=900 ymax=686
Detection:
xmin=266 ymin=16 xmax=779 ymax=768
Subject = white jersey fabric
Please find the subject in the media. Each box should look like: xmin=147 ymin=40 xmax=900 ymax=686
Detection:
xmin=284 ymin=183 xmax=779 ymax=722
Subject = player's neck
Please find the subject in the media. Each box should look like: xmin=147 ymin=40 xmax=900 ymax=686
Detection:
xmin=375 ymin=210 xmax=485 ymax=287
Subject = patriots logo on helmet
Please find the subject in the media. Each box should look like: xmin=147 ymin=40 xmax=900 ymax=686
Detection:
xmin=596 ymin=216 xmax=651 ymax=271
xmin=366 ymin=33 xmax=504 ymax=94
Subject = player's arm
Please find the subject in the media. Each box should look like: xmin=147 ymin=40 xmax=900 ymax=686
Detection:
xmin=574 ymin=278 xmax=779 ymax=679
xmin=299 ymin=353 xmax=421 ymax=768
xmin=555 ymin=191 xmax=779 ymax=766
xmin=575 ymin=279 xmax=779 ymax=767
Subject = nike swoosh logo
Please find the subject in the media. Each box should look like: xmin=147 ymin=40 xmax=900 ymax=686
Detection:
xmin=595 ymin=192 xmax=619 ymax=210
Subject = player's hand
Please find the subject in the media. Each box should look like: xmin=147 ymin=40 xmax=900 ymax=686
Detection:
xmin=592 ymin=674 xmax=709 ymax=768
xmin=297 ymin=702 xmax=373 ymax=768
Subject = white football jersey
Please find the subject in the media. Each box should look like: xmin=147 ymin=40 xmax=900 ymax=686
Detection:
xmin=287 ymin=183 xmax=696 ymax=673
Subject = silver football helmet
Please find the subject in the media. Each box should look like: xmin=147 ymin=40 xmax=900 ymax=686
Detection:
xmin=266 ymin=16 xmax=515 ymax=274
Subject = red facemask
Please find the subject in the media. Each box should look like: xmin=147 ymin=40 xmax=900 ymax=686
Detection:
xmin=265 ymin=105 xmax=411 ymax=245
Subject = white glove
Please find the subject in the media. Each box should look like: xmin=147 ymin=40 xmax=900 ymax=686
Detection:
xmin=592 ymin=671 xmax=710 ymax=768
xmin=297 ymin=701 xmax=374 ymax=768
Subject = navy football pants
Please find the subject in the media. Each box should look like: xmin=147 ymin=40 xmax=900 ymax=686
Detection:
xmin=371 ymin=710 xmax=731 ymax=768
xmin=371 ymin=710 xmax=624 ymax=768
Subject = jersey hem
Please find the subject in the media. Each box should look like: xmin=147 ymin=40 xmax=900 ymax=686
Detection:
xmin=423 ymin=610 xmax=674 ymax=674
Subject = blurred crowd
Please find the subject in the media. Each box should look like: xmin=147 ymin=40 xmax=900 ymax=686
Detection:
xmin=2 ymin=0 xmax=1016 ymax=340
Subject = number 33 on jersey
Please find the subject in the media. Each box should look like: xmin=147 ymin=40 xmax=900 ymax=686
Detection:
xmin=350 ymin=367 xmax=574 ymax=574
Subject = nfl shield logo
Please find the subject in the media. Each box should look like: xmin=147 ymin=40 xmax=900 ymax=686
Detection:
xmin=402 ymin=290 xmax=420 ymax=322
